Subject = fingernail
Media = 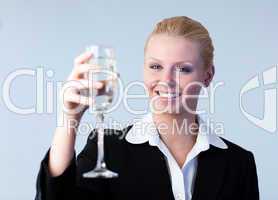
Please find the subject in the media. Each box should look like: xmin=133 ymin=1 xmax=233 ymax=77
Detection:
xmin=95 ymin=81 xmax=103 ymax=88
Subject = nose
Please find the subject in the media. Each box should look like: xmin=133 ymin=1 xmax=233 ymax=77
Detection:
xmin=160 ymin=69 xmax=176 ymax=88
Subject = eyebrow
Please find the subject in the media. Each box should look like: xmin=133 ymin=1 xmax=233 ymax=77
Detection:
xmin=146 ymin=57 xmax=194 ymax=65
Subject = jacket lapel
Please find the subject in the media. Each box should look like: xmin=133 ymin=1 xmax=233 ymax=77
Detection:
xmin=192 ymin=146 xmax=228 ymax=200
xmin=135 ymin=143 xmax=176 ymax=200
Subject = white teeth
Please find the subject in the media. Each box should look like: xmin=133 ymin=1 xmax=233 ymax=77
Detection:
xmin=158 ymin=91 xmax=179 ymax=98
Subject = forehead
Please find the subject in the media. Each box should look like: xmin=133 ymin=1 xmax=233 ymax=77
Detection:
xmin=145 ymin=34 xmax=201 ymax=63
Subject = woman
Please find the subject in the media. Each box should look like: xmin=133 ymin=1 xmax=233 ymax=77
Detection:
xmin=35 ymin=16 xmax=259 ymax=200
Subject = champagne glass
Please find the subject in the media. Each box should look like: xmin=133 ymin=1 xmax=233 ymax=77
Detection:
xmin=82 ymin=44 xmax=119 ymax=178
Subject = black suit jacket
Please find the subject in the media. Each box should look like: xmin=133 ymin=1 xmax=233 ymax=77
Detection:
xmin=35 ymin=126 xmax=259 ymax=200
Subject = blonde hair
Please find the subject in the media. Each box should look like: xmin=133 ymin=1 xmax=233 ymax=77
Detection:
xmin=144 ymin=16 xmax=214 ymax=70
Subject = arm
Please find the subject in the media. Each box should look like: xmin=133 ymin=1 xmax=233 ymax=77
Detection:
xmin=241 ymin=151 xmax=260 ymax=200
xmin=35 ymin=51 xmax=105 ymax=200
xmin=35 ymin=131 xmax=109 ymax=200
xmin=35 ymin=148 xmax=77 ymax=200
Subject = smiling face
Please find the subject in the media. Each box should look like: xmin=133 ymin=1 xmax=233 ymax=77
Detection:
xmin=144 ymin=34 xmax=213 ymax=114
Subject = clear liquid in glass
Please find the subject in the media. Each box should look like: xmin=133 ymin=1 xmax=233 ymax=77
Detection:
xmin=82 ymin=45 xmax=119 ymax=178
xmin=92 ymin=79 xmax=114 ymax=112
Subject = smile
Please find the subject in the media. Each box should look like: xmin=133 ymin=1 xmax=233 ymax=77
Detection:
xmin=155 ymin=91 xmax=181 ymax=98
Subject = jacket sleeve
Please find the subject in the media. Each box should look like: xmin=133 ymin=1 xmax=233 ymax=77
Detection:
xmin=241 ymin=151 xmax=260 ymax=200
xmin=34 ymin=131 xmax=110 ymax=200
xmin=34 ymin=148 xmax=78 ymax=200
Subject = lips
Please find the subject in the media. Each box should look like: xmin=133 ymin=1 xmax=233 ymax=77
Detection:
xmin=155 ymin=91 xmax=181 ymax=98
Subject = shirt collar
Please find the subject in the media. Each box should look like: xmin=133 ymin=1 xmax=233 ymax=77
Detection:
xmin=125 ymin=113 xmax=228 ymax=150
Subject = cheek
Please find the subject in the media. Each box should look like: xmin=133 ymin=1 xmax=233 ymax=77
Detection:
xmin=186 ymin=83 xmax=202 ymax=95
xmin=143 ymin=69 xmax=157 ymax=91
xmin=179 ymin=78 xmax=203 ymax=95
xmin=144 ymin=79 xmax=156 ymax=95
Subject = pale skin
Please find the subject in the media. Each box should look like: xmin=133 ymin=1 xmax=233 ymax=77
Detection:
xmin=48 ymin=34 xmax=214 ymax=176
xmin=144 ymin=34 xmax=214 ymax=167
xmin=49 ymin=52 xmax=104 ymax=177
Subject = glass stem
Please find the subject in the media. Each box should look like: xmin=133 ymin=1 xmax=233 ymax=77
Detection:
xmin=95 ymin=112 xmax=106 ymax=169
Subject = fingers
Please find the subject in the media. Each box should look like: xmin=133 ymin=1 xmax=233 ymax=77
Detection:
xmin=62 ymin=92 xmax=90 ymax=107
xmin=76 ymin=64 xmax=100 ymax=79
xmin=65 ymin=93 xmax=90 ymax=106
xmin=62 ymin=52 xmax=106 ymax=108
xmin=62 ymin=79 xmax=104 ymax=91
xmin=69 ymin=63 xmax=101 ymax=80
xmin=74 ymin=51 xmax=93 ymax=66
xmin=61 ymin=85 xmax=90 ymax=106
xmin=61 ymin=79 xmax=104 ymax=105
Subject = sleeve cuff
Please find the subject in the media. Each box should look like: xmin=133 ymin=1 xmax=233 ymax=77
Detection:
xmin=35 ymin=148 xmax=77 ymax=200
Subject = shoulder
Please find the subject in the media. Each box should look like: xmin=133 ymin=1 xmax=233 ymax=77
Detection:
xmin=218 ymin=137 xmax=259 ymax=197
xmin=216 ymin=137 xmax=257 ymax=168
xmin=220 ymin=137 xmax=254 ymax=156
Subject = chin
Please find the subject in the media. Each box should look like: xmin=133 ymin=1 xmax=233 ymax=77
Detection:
xmin=149 ymin=93 xmax=197 ymax=115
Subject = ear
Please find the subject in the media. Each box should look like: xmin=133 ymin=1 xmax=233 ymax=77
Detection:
xmin=204 ymin=65 xmax=215 ymax=87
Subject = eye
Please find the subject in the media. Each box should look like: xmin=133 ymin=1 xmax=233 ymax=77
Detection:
xmin=149 ymin=64 xmax=162 ymax=70
xmin=176 ymin=65 xmax=193 ymax=73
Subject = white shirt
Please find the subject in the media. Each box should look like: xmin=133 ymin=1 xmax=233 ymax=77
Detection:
xmin=125 ymin=113 xmax=228 ymax=200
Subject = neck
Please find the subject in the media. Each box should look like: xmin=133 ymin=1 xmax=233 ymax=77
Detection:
xmin=152 ymin=112 xmax=199 ymax=151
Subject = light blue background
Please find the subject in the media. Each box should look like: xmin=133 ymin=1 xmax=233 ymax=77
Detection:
xmin=0 ymin=0 xmax=277 ymax=199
